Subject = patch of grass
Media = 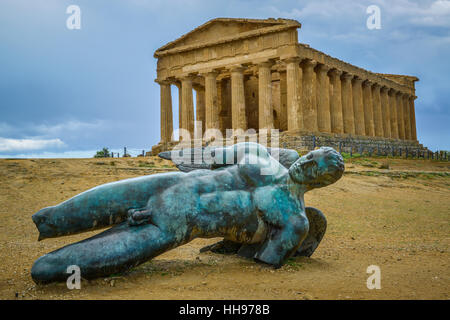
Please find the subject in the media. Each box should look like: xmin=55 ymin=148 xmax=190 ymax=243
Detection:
xmin=285 ymin=258 xmax=303 ymax=270
xmin=94 ymin=161 xmax=107 ymax=165
xmin=138 ymin=161 xmax=155 ymax=168
xmin=341 ymin=152 xmax=363 ymax=160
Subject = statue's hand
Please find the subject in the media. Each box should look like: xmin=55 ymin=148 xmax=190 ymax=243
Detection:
xmin=127 ymin=208 xmax=152 ymax=226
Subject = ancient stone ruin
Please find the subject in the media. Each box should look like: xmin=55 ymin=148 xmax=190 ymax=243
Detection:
xmin=151 ymin=18 xmax=425 ymax=154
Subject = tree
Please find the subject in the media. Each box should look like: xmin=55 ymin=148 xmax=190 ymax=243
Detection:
xmin=94 ymin=147 xmax=110 ymax=158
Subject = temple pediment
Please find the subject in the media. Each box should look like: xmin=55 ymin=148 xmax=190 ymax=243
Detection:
xmin=154 ymin=18 xmax=301 ymax=57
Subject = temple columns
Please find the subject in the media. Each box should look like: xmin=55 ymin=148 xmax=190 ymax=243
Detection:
xmin=409 ymin=96 xmax=417 ymax=140
xmin=174 ymin=82 xmax=182 ymax=131
xmin=362 ymin=80 xmax=375 ymax=136
xmin=279 ymin=70 xmax=288 ymax=131
xmin=285 ymin=57 xmax=302 ymax=131
xmin=372 ymin=83 xmax=384 ymax=137
xmin=301 ymin=59 xmax=318 ymax=132
xmin=258 ymin=61 xmax=274 ymax=130
xmin=352 ymin=77 xmax=365 ymax=136
xmin=380 ymin=86 xmax=391 ymax=138
xmin=181 ymin=76 xmax=195 ymax=137
xmin=341 ymin=72 xmax=355 ymax=134
xmin=194 ymin=85 xmax=205 ymax=136
xmin=403 ymin=94 xmax=412 ymax=140
xmin=204 ymin=71 xmax=219 ymax=131
xmin=389 ymin=89 xmax=399 ymax=139
xmin=158 ymin=80 xmax=173 ymax=143
xmin=396 ymin=92 xmax=405 ymax=140
xmin=315 ymin=64 xmax=331 ymax=133
xmin=328 ymin=69 xmax=344 ymax=134
xmin=230 ymin=66 xmax=247 ymax=131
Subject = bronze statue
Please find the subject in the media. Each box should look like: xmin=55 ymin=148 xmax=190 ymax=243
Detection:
xmin=31 ymin=143 xmax=344 ymax=283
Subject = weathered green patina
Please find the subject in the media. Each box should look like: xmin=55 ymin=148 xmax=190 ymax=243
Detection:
xmin=31 ymin=143 xmax=344 ymax=284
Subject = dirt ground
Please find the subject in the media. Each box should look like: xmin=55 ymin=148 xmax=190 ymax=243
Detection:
xmin=0 ymin=155 xmax=448 ymax=300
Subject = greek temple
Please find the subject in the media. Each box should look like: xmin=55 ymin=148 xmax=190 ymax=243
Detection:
xmin=151 ymin=18 xmax=425 ymax=154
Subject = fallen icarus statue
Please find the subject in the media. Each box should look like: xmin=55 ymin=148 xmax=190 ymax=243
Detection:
xmin=31 ymin=142 xmax=344 ymax=283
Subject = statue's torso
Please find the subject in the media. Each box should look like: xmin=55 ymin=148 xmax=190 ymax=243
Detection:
xmin=148 ymin=165 xmax=298 ymax=244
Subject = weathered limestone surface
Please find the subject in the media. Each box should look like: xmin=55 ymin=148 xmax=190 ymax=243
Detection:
xmin=362 ymin=80 xmax=375 ymax=137
xmin=203 ymin=71 xmax=219 ymax=131
xmin=409 ymin=96 xmax=418 ymax=141
xmin=158 ymin=80 xmax=173 ymax=143
xmin=396 ymin=92 xmax=405 ymax=140
xmin=380 ymin=86 xmax=391 ymax=138
xmin=341 ymin=72 xmax=355 ymax=135
xmin=231 ymin=66 xmax=247 ymax=131
xmin=403 ymin=94 xmax=412 ymax=140
xmin=258 ymin=61 xmax=274 ymax=130
xmin=279 ymin=70 xmax=288 ymax=131
xmin=315 ymin=64 xmax=331 ymax=133
xmin=372 ymin=83 xmax=384 ymax=137
xmin=328 ymin=69 xmax=344 ymax=134
xmin=352 ymin=77 xmax=365 ymax=136
xmin=181 ymin=76 xmax=195 ymax=137
xmin=194 ymin=85 xmax=205 ymax=135
xmin=151 ymin=17 xmax=422 ymax=153
xmin=301 ymin=59 xmax=318 ymax=132
xmin=286 ymin=57 xmax=302 ymax=131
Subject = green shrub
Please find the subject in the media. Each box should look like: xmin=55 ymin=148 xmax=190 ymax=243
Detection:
xmin=94 ymin=147 xmax=110 ymax=158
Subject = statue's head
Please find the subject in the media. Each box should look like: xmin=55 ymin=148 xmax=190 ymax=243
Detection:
xmin=289 ymin=147 xmax=344 ymax=190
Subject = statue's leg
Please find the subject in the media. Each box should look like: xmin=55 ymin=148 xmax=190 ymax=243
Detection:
xmin=32 ymin=172 xmax=182 ymax=240
xmin=31 ymin=222 xmax=178 ymax=284
xmin=294 ymin=207 xmax=327 ymax=257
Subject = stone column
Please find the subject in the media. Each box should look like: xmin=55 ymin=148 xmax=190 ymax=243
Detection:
xmin=204 ymin=71 xmax=219 ymax=131
xmin=315 ymin=64 xmax=331 ymax=133
xmin=158 ymin=80 xmax=173 ymax=143
xmin=341 ymin=72 xmax=355 ymax=135
xmin=403 ymin=94 xmax=412 ymax=140
xmin=362 ymin=80 xmax=375 ymax=136
xmin=285 ymin=57 xmax=302 ymax=131
xmin=389 ymin=89 xmax=399 ymax=139
xmin=372 ymin=83 xmax=384 ymax=137
xmin=230 ymin=66 xmax=247 ymax=131
xmin=352 ymin=77 xmax=365 ymax=136
xmin=258 ymin=61 xmax=274 ymax=130
xmin=181 ymin=76 xmax=195 ymax=138
xmin=396 ymin=92 xmax=405 ymax=140
xmin=300 ymin=59 xmax=318 ymax=132
xmin=380 ymin=86 xmax=391 ymax=138
xmin=328 ymin=68 xmax=344 ymax=134
xmin=194 ymin=85 xmax=205 ymax=136
xmin=279 ymin=70 xmax=288 ymax=131
xmin=409 ymin=96 xmax=417 ymax=141
xmin=175 ymin=82 xmax=182 ymax=130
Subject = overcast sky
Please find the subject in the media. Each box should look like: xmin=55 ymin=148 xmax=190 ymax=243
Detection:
xmin=1 ymin=0 xmax=449 ymax=158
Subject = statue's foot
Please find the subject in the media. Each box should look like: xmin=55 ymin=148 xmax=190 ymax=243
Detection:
xmin=127 ymin=208 xmax=152 ymax=226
